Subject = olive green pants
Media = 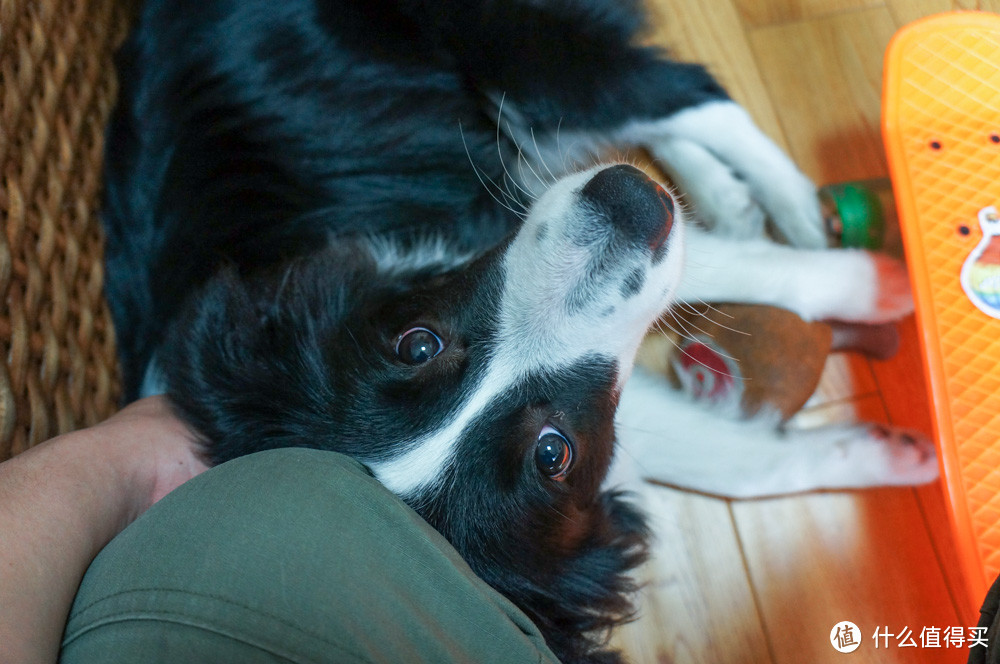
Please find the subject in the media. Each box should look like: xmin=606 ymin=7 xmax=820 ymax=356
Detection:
xmin=60 ymin=448 xmax=560 ymax=664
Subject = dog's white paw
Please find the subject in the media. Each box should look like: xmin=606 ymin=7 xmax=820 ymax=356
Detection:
xmin=642 ymin=135 xmax=768 ymax=239
xmin=752 ymin=169 xmax=827 ymax=249
xmin=829 ymin=253 xmax=913 ymax=323
xmin=839 ymin=424 xmax=938 ymax=486
xmin=694 ymin=174 xmax=768 ymax=239
xmin=639 ymin=101 xmax=828 ymax=249
xmin=784 ymin=251 xmax=913 ymax=323
xmin=802 ymin=423 xmax=939 ymax=489
xmin=695 ymin=160 xmax=824 ymax=249
xmin=869 ymin=254 xmax=915 ymax=321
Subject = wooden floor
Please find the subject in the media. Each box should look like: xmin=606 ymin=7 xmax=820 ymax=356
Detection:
xmin=611 ymin=1 xmax=1000 ymax=662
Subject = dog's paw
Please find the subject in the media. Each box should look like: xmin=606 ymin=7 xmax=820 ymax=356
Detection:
xmin=643 ymin=135 xmax=768 ymax=239
xmin=629 ymin=103 xmax=829 ymax=246
xmin=870 ymin=254 xmax=915 ymax=321
xmin=827 ymin=253 xmax=913 ymax=323
xmin=687 ymin=168 xmax=768 ymax=239
xmin=786 ymin=251 xmax=913 ymax=323
xmin=753 ymin=169 xmax=827 ymax=250
xmin=709 ymin=181 xmax=768 ymax=239
xmin=853 ymin=424 xmax=939 ymax=487
xmin=802 ymin=423 xmax=939 ymax=489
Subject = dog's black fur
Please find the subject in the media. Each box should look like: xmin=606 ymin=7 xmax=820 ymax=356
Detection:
xmin=104 ymin=1 xmax=731 ymax=661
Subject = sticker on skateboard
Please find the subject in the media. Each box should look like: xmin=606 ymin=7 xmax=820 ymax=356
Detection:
xmin=961 ymin=206 xmax=1000 ymax=318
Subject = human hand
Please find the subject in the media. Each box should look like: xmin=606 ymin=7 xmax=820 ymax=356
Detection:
xmin=88 ymin=395 xmax=210 ymax=513
xmin=0 ymin=396 xmax=209 ymax=664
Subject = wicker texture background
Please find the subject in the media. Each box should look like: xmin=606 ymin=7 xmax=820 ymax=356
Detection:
xmin=1 ymin=0 xmax=129 ymax=460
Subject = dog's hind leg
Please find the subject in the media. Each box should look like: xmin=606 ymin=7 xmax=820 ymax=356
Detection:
xmin=676 ymin=226 xmax=913 ymax=324
xmin=609 ymin=369 xmax=938 ymax=498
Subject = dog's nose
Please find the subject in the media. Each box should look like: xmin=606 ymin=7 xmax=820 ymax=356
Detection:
xmin=580 ymin=165 xmax=674 ymax=250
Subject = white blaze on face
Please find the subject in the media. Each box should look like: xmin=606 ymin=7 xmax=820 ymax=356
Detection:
xmin=369 ymin=164 xmax=685 ymax=497
xmin=498 ymin=166 xmax=685 ymax=385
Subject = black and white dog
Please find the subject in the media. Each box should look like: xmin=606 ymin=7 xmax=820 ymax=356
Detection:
xmin=103 ymin=0 xmax=938 ymax=661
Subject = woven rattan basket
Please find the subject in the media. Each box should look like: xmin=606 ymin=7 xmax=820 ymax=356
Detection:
xmin=1 ymin=0 xmax=132 ymax=460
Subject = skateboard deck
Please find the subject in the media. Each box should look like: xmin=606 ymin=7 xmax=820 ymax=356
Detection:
xmin=883 ymin=11 xmax=1000 ymax=610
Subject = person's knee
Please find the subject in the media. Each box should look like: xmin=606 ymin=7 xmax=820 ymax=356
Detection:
xmin=61 ymin=448 xmax=558 ymax=664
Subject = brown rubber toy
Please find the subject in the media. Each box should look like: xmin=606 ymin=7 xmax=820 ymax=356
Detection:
xmin=637 ymin=303 xmax=899 ymax=421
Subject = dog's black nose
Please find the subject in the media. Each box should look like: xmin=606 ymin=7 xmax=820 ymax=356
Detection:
xmin=580 ymin=164 xmax=674 ymax=250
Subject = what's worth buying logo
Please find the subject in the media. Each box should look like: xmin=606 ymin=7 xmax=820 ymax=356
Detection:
xmin=830 ymin=621 xmax=861 ymax=653
xmin=830 ymin=621 xmax=989 ymax=652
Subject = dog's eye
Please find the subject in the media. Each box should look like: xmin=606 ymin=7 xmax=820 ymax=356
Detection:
xmin=395 ymin=327 xmax=443 ymax=365
xmin=535 ymin=425 xmax=573 ymax=480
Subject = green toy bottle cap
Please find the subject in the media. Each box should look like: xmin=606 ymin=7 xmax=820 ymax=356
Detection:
xmin=820 ymin=182 xmax=887 ymax=249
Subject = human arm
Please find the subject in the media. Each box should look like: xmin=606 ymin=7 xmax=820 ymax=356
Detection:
xmin=0 ymin=396 xmax=208 ymax=664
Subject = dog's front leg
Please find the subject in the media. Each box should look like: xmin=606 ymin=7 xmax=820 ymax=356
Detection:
xmin=675 ymin=227 xmax=913 ymax=323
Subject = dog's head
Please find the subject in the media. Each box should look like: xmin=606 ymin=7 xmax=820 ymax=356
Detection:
xmin=161 ymin=163 xmax=682 ymax=663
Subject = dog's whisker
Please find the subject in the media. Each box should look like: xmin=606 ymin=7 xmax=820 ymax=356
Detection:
xmin=680 ymin=299 xmax=751 ymax=338
xmin=674 ymin=301 xmax=728 ymax=333
xmin=514 ymin=146 xmax=545 ymax=198
xmin=530 ymin=126 xmax=559 ymax=187
xmin=691 ymin=298 xmax=738 ymax=322
xmin=652 ymin=316 xmax=691 ymax=343
xmin=696 ymin=313 xmax=751 ymax=339
xmin=667 ymin=308 xmax=716 ymax=341
xmin=500 ymin=121 xmax=543 ymax=193
xmin=656 ymin=311 xmax=699 ymax=344
xmin=674 ymin=301 xmax=702 ymax=315
xmin=654 ymin=317 xmax=744 ymax=377
xmin=476 ymin=166 xmax=529 ymax=219
xmin=494 ymin=94 xmax=538 ymax=207
xmin=668 ymin=310 xmax=743 ymax=365
xmin=459 ymin=120 xmax=526 ymax=215
xmin=652 ymin=315 xmax=675 ymax=337
xmin=555 ymin=117 xmax=564 ymax=171
xmin=461 ymin=121 xmax=529 ymax=219
xmin=560 ymin=136 xmax=586 ymax=174
xmin=547 ymin=115 xmax=572 ymax=175
xmin=488 ymin=171 xmax=530 ymax=216
xmin=547 ymin=504 xmax=573 ymax=522
xmin=482 ymin=154 xmax=531 ymax=214
xmin=507 ymin=128 xmax=543 ymax=201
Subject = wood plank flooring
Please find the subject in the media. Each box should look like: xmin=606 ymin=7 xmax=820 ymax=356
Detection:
xmin=610 ymin=2 xmax=999 ymax=661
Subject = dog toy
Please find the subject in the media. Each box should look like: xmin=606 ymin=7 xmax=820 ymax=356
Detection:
xmin=882 ymin=10 xmax=1000 ymax=610
xmin=819 ymin=179 xmax=891 ymax=250
xmin=637 ymin=304 xmax=899 ymax=422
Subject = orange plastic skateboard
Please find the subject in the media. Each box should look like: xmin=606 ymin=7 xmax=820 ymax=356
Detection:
xmin=883 ymin=11 xmax=1000 ymax=611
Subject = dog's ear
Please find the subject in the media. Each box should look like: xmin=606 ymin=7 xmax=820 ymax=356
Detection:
xmin=492 ymin=490 xmax=650 ymax=664
xmin=158 ymin=254 xmax=373 ymax=463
